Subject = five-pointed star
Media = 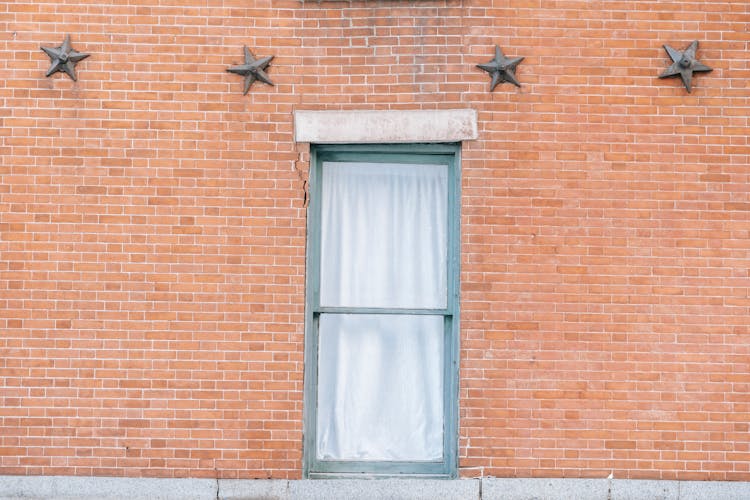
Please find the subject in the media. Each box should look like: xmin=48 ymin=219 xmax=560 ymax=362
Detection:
xmin=40 ymin=35 xmax=90 ymax=81
xmin=477 ymin=45 xmax=524 ymax=91
xmin=659 ymin=40 xmax=712 ymax=93
xmin=226 ymin=46 xmax=274 ymax=94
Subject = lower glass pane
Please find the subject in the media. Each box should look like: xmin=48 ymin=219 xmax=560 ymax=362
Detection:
xmin=316 ymin=313 xmax=444 ymax=461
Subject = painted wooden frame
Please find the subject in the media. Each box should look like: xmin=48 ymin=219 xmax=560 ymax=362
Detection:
xmin=303 ymin=143 xmax=461 ymax=478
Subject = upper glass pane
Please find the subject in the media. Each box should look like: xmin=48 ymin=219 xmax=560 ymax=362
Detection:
xmin=320 ymin=161 xmax=448 ymax=309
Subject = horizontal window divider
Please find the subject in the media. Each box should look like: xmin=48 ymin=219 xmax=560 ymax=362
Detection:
xmin=314 ymin=307 xmax=451 ymax=315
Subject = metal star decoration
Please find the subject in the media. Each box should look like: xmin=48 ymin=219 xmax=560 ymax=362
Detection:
xmin=658 ymin=40 xmax=712 ymax=93
xmin=40 ymin=35 xmax=90 ymax=81
xmin=226 ymin=46 xmax=274 ymax=94
xmin=477 ymin=45 xmax=524 ymax=91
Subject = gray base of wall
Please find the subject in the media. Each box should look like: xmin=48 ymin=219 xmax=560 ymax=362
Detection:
xmin=1 ymin=475 xmax=749 ymax=500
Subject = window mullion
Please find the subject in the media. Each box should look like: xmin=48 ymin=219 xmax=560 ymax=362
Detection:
xmin=315 ymin=306 xmax=450 ymax=316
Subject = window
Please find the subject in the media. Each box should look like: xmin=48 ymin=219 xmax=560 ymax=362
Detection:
xmin=303 ymin=143 xmax=460 ymax=478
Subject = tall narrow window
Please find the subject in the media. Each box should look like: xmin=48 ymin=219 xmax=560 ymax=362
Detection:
xmin=304 ymin=144 xmax=459 ymax=477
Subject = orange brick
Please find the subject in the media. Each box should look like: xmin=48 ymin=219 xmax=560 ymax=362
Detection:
xmin=1 ymin=0 xmax=748 ymax=483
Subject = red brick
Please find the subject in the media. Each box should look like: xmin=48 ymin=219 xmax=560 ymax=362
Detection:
xmin=1 ymin=0 xmax=748 ymax=483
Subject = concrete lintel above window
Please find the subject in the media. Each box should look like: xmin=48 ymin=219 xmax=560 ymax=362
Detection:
xmin=294 ymin=109 xmax=478 ymax=144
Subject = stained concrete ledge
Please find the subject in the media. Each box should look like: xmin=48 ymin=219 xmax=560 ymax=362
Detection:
xmin=1 ymin=475 xmax=750 ymax=500
xmin=482 ymin=478 xmax=608 ymax=500
xmin=220 ymin=479 xmax=288 ymax=500
xmin=0 ymin=475 xmax=216 ymax=500
xmin=294 ymin=109 xmax=478 ymax=144
xmin=286 ymin=478 xmax=479 ymax=500
xmin=678 ymin=480 xmax=750 ymax=500
xmin=611 ymin=479 xmax=679 ymax=500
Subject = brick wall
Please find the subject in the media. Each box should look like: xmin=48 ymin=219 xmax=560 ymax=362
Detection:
xmin=1 ymin=0 xmax=748 ymax=481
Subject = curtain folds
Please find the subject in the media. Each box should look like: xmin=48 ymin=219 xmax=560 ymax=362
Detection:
xmin=316 ymin=161 xmax=448 ymax=461
xmin=317 ymin=314 xmax=444 ymax=461
xmin=320 ymin=162 xmax=447 ymax=309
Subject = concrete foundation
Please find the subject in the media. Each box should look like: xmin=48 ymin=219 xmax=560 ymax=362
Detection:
xmin=2 ymin=476 xmax=749 ymax=500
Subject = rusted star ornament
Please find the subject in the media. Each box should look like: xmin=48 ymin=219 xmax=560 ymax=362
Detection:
xmin=658 ymin=40 xmax=712 ymax=93
xmin=40 ymin=35 xmax=90 ymax=81
xmin=226 ymin=46 xmax=274 ymax=94
xmin=477 ymin=45 xmax=524 ymax=91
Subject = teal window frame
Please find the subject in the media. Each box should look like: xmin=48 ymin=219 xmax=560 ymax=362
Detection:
xmin=303 ymin=143 xmax=460 ymax=478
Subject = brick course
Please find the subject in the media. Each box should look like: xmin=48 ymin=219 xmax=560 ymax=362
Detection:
xmin=1 ymin=0 xmax=748 ymax=481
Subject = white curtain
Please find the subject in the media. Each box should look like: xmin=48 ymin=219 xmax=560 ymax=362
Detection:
xmin=316 ymin=161 xmax=447 ymax=461
xmin=317 ymin=314 xmax=444 ymax=461
xmin=319 ymin=162 xmax=447 ymax=309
